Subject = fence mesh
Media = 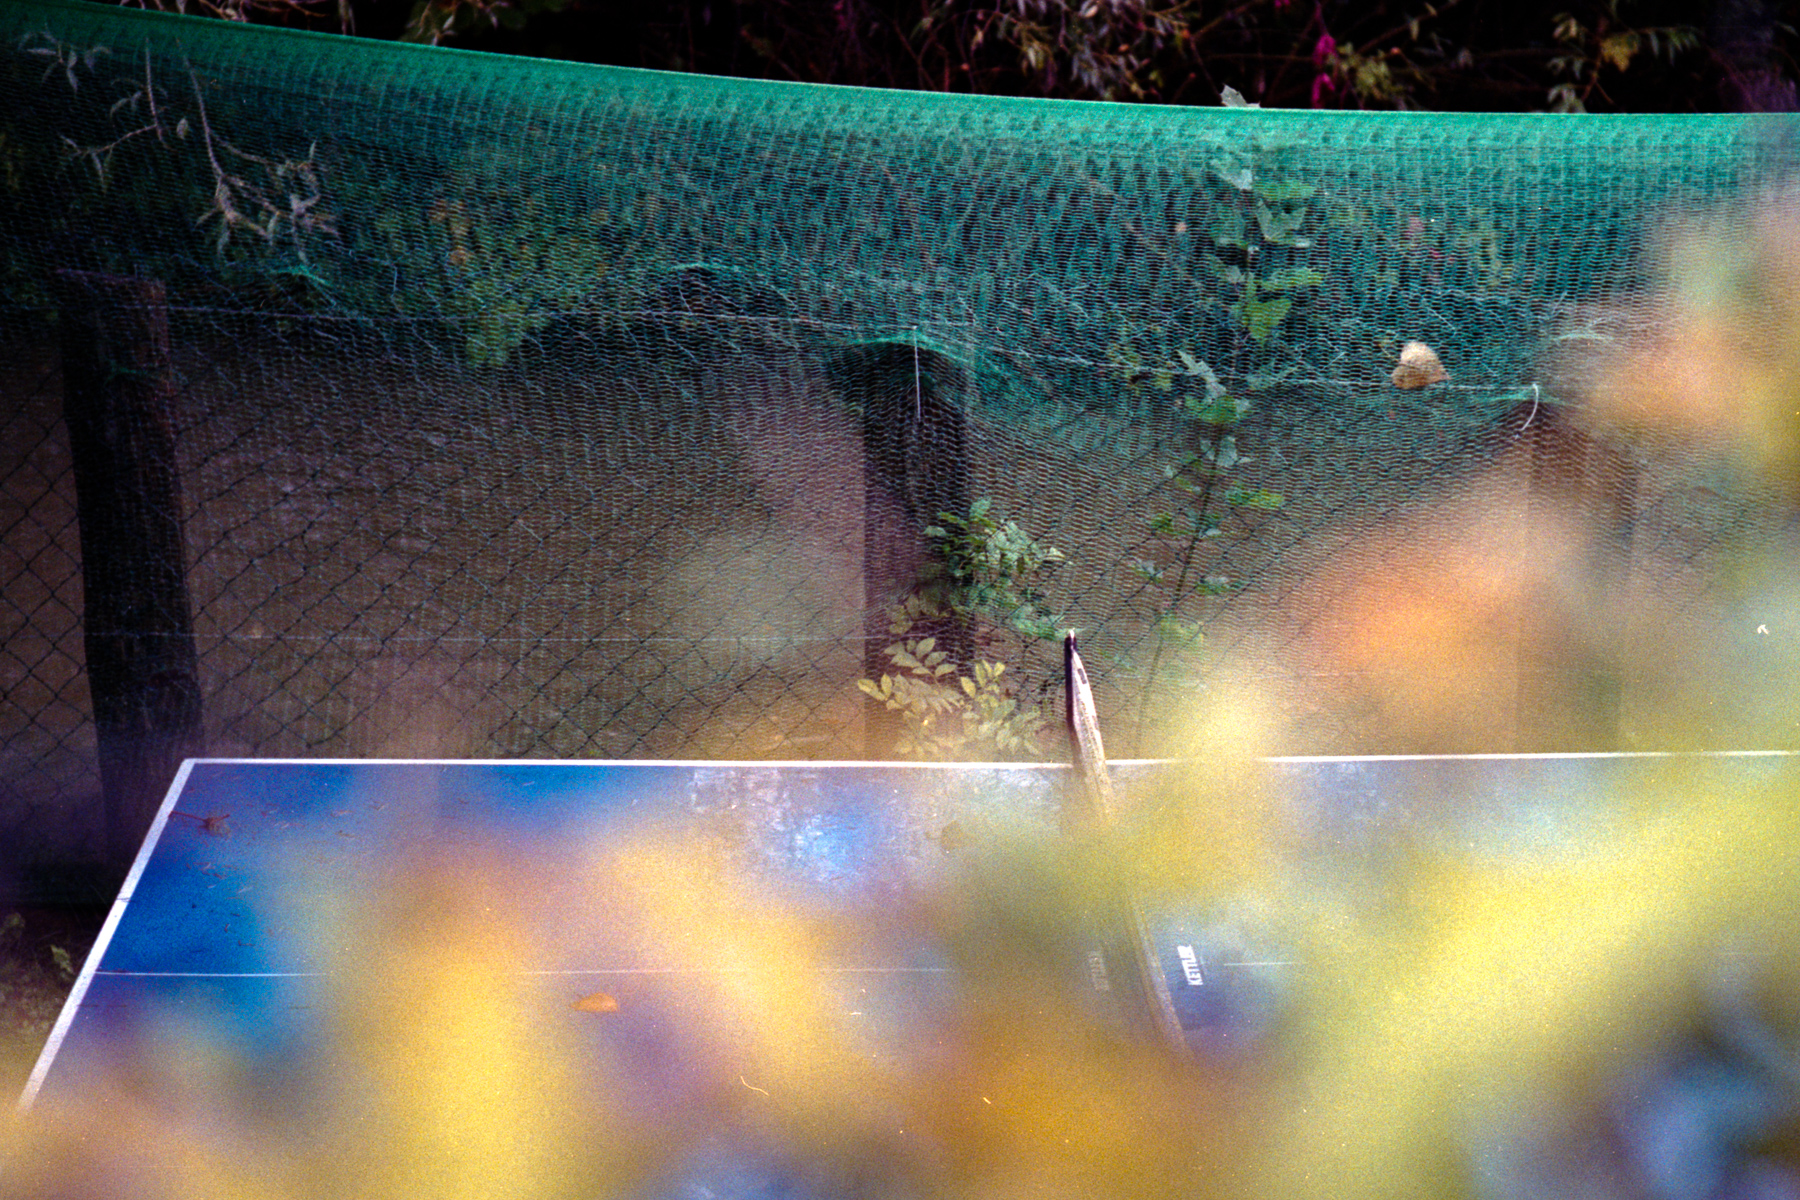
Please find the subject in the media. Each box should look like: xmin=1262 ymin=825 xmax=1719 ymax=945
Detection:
xmin=3 ymin=0 xmax=1798 ymax=876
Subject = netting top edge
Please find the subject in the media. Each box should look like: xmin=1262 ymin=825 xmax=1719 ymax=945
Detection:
xmin=14 ymin=0 xmax=1800 ymax=132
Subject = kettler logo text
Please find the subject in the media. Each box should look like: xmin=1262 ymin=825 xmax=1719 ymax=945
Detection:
xmin=1176 ymin=944 xmax=1204 ymax=986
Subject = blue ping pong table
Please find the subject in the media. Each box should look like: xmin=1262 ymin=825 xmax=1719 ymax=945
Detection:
xmin=17 ymin=753 xmax=1796 ymax=1193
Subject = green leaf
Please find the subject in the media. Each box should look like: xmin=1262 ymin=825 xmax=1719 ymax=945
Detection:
xmin=1232 ymin=283 xmax=1293 ymax=343
xmin=1210 ymin=157 xmax=1255 ymax=188
xmin=1153 ymin=615 xmax=1206 ymax=647
xmin=1206 ymin=256 xmax=1246 ymax=285
xmin=1253 ymin=200 xmax=1311 ymax=247
xmin=1183 ymin=391 xmax=1248 ymax=426
xmin=1212 ymin=208 xmax=1250 ymax=249
xmin=1176 ymin=350 xmax=1226 ymax=399
xmin=1225 ymin=486 xmax=1286 ymax=510
xmin=1252 ymin=180 xmax=1315 ymax=203
xmin=1257 ymin=266 xmax=1326 ymax=292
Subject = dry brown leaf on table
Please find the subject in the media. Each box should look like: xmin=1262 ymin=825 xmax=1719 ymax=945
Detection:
xmin=572 ymin=991 xmax=620 ymax=1013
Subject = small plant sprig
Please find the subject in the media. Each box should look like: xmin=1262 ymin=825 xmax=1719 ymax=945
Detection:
xmin=858 ymin=499 xmax=1064 ymax=760
xmin=921 ymin=497 xmax=1065 ymax=641
xmin=1546 ymin=4 xmax=1700 ymax=113
xmin=23 ymin=33 xmax=338 ymax=270
xmin=858 ymin=626 xmax=1047 ymax=759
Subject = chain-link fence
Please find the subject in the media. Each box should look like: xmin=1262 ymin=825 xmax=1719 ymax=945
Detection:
xmin=3 ymin=0 xmax=1798 ymax=887
xmin=6 ymin=301 xmax=1790 ymax=883
xmin=1 ymin=345 xmax=99 ymax=883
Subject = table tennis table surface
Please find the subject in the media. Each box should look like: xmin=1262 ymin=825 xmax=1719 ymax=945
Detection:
xmin=17 ymin=752 xmax=1798 ymax=1188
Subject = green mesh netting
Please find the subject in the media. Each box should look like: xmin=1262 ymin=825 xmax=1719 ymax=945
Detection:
xmin=3 ymin=0 xmax=1799 ymax=868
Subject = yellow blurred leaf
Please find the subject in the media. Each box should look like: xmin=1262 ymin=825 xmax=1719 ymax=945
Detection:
xmin=1599 ymin=30 xmax=1639 ymax=72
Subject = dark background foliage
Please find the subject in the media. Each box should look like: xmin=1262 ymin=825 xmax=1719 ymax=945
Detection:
xmin=134 ymin=0 xmax=1798 ymax=112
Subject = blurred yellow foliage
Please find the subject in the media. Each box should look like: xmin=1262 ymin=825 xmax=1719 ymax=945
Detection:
xmin=1587 ymin=196 xmax=1800 ymax=491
